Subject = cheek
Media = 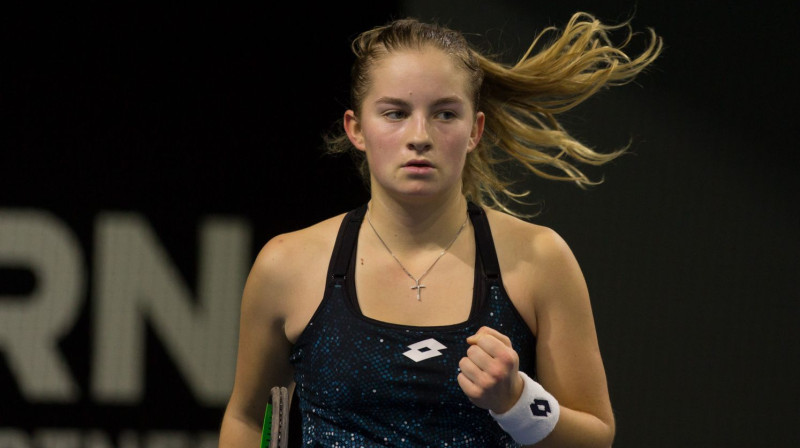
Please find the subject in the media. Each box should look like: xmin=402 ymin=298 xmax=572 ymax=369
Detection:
xmin=361 ymin=132 xmax=393 ymax=169
xmin=362 ymin=123 xmax=403 ymax=154
xmin=440 ymin=131 xmax=474 ymax=158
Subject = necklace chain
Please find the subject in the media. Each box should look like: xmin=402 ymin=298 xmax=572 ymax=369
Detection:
xmin=366 ymin=209 xmax=468 ymax=301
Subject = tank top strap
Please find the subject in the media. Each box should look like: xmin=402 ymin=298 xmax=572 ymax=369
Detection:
xmin=467 ymin=201 xmax=500 ymax=280
xmin=327 ymin=203 xmax=367 ymax=283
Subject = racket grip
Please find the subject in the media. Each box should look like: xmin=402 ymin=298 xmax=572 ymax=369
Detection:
xmin=261 ymin=386 xmax=289 ymax=448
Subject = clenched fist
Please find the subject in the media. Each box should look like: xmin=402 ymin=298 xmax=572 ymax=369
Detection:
xmin=457 ymin=326 xmax=524 ymax=414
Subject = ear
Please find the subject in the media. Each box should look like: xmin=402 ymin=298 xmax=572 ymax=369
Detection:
xmin=467 ymin=111 xmax=485 ymax=153
xmin=344 ymin=110 xmax=366 ymax=152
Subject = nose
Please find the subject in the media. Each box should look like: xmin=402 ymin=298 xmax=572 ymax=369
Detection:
xmin=407 ymin=114 xmax=432 ymax=153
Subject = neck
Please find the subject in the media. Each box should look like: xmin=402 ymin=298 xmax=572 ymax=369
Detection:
xmin=367 ymin=191 xmax=469 ymax=252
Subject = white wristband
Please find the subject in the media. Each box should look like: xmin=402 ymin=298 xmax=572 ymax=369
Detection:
xmin=489 ymin=371 xmax=560 ymax=445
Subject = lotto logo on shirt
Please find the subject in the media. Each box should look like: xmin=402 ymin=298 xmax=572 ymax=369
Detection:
xmin=403 ymin=338 xmax=447 ymax=362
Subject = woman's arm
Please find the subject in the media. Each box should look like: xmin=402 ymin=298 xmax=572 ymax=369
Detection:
xmin=528 ymin=227 xmax=615 ymax=447
xmin=219 ymin=236 xmax=297 ymax=448
xmin=459 ymin=213 xmax=614 ymax=447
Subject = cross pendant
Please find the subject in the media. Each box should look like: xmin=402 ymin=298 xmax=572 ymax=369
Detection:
xmin=411 ymin=282 xmax=426 ymax=301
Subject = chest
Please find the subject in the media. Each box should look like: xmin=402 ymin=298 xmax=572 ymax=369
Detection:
xmin=353 ymin=229 xmax=477 ymax=326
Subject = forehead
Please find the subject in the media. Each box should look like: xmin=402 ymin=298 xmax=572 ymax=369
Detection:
xmin=367 ymin=47 xmax=472 ymax=99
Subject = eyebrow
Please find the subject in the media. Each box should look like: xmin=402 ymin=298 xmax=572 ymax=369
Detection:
xmin=373 ymin=96 xmax=465 ymax=108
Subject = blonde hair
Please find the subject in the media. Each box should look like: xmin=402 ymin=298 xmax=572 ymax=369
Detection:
xmin=325 ymin=12 xmax=663 ymax=216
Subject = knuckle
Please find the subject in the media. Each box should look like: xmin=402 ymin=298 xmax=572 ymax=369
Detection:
xmin=479 ymin=372 xmax=499 ymax=389
xmin=496 ymin=347 xmax=518 ymax=367
xmin=486 ymin=364 xmax=506 ymax=381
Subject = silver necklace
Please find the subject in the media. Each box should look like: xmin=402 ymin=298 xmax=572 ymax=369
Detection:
xmin=366 ymin=209 xmax=468 ymax=301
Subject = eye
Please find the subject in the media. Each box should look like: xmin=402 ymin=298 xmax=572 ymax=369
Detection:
xmin=434 ymin=110 xmax=457 ymax=120
xmin=383 ymin=110 xmax=408 ymax=120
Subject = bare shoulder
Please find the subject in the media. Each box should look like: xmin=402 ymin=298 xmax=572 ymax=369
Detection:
xmin=483 ymin=208 xmax=573 ymax=265
xmin=243 ymin=212 xmax=348 ymax=325
xmin=251 ymin=212 xmax=347 ymax=284
xmin=483 ymin=208 xmax=585 ymax=323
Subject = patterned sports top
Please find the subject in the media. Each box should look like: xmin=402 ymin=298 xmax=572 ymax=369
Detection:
xmin=289 ymin=202 xmax=537 ymax=447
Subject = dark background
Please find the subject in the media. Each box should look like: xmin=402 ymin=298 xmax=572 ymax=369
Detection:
xmin=2 ymin=1 xmax=798 ymax=447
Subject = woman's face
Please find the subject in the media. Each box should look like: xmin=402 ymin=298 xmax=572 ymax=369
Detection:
xmin=344 ymin=47 xmax=484 ymax=202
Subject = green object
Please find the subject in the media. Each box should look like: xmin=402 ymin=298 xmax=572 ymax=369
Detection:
xmin=260 ymin=403 xmax=273 ymax=448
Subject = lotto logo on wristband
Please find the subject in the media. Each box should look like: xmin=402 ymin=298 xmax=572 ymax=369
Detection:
xmin=490 ymin=372 xmax=559 ymax=445
xmin=530 ymin=399 xmax=552 ymax=417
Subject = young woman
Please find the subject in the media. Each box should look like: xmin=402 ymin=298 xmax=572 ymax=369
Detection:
xmin=220 ymin=12 xmax=661 ymax=447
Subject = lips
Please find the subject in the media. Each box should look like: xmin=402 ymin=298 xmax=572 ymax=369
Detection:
xmin=404 ymin=159 xmax=433 ymax=168
xmin=402 ymin=159 xmax=434 ymax=175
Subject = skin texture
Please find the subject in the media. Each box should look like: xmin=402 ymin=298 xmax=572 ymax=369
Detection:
xmin=219 ymin=46 xmax=614 ymax=447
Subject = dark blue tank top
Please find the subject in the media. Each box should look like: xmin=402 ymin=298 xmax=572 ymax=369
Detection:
xmin=289 ymin=202 xmax=537 ymax=447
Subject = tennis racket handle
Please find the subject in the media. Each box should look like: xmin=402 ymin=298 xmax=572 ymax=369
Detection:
xmin=261 ymin=387 xmax=289 ymax=448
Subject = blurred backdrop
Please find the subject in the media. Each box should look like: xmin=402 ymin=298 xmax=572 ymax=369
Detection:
xmin=1 ymin=1 xmax=797 ymax=447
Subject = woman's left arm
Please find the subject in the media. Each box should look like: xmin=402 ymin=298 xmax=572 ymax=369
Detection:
xmin=529 ymin=227 xmax=615 ymax=447
xmin=458 ymin=215 xmax=615 ymax=447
